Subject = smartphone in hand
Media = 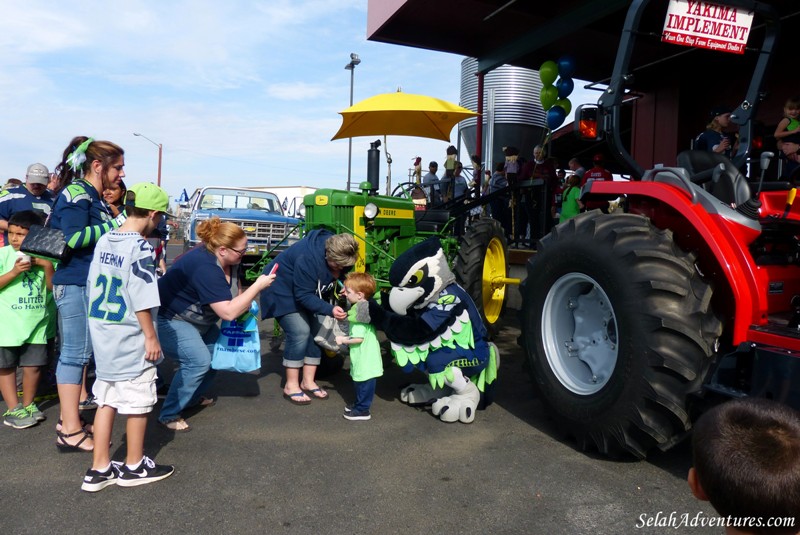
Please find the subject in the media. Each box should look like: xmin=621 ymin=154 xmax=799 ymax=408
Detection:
xmin=269 ymin=263 xmax=279 ymax=276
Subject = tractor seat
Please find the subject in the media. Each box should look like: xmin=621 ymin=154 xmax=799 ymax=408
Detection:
xmin=415 ymin=209 xmax=450 ymax=232
xmin=676 ymin=150 xmax=751 ymax=207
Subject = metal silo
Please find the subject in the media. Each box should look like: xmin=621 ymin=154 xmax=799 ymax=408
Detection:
xmin=459 ymin=57 xmax=548 ymax=172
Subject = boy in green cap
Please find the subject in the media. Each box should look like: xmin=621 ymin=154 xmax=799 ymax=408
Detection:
xmin=81 ymin=182 xmax=174 ymax=492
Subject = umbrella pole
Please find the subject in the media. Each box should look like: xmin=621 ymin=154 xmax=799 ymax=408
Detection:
xmin=384 ymin=135 xmax=392 ymax=195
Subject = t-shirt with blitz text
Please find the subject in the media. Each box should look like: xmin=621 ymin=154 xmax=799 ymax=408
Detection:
xmin=0 ymin=245 xmax=50 ymax=346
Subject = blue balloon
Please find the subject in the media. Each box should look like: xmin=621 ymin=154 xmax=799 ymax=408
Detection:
xmin=547 ymin=106 xmax=567 ymax=130
xmin=556 ymin=77 xmax=574 ymax=99
xmin=558 ymin=56 xmax=576 ymax=78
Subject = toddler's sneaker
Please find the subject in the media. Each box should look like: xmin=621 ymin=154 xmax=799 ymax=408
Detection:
xmin=117 ymin=456 xmax=174 ymax=487
xmin=343 ymin=408 xmax=371 ymax=421
xmin=81 ymin=464 xmax=119 ymax=492
xmin=3 ymin=404 xmax=38 ymax=429
xmin=78 ymin=395 xmax=97 ymax=411
xmin=24 ymin=402 xmax=46 ymax=422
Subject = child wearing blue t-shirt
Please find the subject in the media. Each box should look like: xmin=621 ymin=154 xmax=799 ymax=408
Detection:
xmin=0 ymin=211 xmax=54 ymax=429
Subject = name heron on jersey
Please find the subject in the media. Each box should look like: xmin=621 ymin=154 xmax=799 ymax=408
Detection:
xmin=99 ymin=251 xmax=125 ymax=268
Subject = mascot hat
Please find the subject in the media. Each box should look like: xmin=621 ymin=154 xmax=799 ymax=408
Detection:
xmin=388 ymin=238 xmax=456 ymax=313
xmin=389 ymin=238 xmax=442 ymax=286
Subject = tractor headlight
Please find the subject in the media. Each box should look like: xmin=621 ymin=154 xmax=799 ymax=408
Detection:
xmin=364 ymin=203 xmax=380 ymax=221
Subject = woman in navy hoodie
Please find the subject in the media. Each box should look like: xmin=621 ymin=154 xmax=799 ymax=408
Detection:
xmin=261 ymin=230 xmax=358 ymax=405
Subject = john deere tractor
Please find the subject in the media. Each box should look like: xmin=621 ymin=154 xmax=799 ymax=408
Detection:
xmin=247 ymin=179 xmax=511 ymax=333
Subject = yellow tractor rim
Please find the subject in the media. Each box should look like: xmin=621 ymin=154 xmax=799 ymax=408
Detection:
xmin=482 ymin=237 xmax=507 ymax=324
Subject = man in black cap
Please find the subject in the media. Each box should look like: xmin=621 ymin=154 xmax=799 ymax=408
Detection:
xmin=694 ymin=106 xmax=736 ymax=158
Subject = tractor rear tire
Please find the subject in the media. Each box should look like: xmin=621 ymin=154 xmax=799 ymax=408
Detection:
xmin=519 ymin=212 xmax=721 ymax=458
xmin=454 ymin=217 xmax=509 ymax=335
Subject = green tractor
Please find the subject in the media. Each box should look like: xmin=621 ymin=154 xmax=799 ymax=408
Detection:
xmin=246 ymin=180 xmax=513 ymax=337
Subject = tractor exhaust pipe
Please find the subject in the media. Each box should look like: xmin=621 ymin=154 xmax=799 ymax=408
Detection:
xmin=367 ymin=139 xmax=381 ymax=192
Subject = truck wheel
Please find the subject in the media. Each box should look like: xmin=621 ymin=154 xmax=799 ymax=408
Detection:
xmin=454 ymin=217 xmax=509 ymax=333
xmin=520 ymin=212 xmax=721 ymax=458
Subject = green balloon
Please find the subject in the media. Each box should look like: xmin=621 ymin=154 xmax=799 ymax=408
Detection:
xmin=539 ymin=60 xmax=558 ymax=86
xmin=555 ymin=98 xmax=572 ymax=116
xmin=540 ymin=85 xmax=558 ymax=111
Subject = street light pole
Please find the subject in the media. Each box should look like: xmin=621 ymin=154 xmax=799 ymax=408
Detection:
xmin=133 ymin=132 xmax=163 ymax=187
xmin=344 ymin=52 xmax=361 ymax=191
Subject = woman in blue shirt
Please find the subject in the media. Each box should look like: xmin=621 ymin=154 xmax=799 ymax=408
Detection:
xmin=50 ymin=136 xmax=126 ymax=452
xmin=260 ymin=230 xmax=359 ymax=405
xmin=157 ymin=218 xmax=274 ymax=432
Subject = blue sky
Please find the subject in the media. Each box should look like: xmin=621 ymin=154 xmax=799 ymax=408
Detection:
xmin=0 ymin=1 xmax=596 ymax=202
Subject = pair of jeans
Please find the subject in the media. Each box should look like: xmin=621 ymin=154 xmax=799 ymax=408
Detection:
xmin=157 ymin=315 xmax=218 ymax=423
xmin=54 ymin=284 xmax=91 ymax=385
xmin=277 ymin=310 xmax=321 ymax=368
xmin=352 ymin=378 xmax=376 ymax=412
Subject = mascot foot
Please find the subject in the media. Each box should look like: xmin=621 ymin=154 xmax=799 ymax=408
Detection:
xmin=400 ymin=383 xmax=452 ymax=406
xmin=431 ymin=379 xmax=481 ymax=423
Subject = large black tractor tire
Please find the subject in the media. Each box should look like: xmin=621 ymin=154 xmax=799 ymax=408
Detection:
xmin=454 ymin=217 xmax=509 ymax=335
xmin=519 ymin=212 xmax=722 ymax=458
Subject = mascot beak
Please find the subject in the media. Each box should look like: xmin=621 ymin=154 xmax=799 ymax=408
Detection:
xmin=388 ymin=286 xmax=425 ymax=316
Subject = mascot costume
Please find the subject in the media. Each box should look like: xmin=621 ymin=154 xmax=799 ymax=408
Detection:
xmin=368 ymin=238 xmax=498 ymax=423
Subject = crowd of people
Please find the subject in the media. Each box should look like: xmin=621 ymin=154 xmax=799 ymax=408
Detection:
xmin=4 ymin=133 xmax=800 ymax=533
xmin=411 ymin=98 xmax=800 ymax=251
xmin=419 ymin=143 xmax=608 ymax=249
xmin=0 ymin=138 xmax=373 ymax=492
xmin=0 ymin=136 xmax=187 ymax=492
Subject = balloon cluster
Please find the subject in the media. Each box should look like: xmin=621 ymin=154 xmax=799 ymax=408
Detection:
xmin=539 ymin=56 xmax=576 ymax=130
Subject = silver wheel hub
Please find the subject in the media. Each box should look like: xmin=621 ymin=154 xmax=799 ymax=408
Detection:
xmin=541 ymin=273 xmax=618 ymax=395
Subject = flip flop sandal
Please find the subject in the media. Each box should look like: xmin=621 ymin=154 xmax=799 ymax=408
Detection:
xmin=198 ymin=396 xmax=217 ymax=407
xmin=283 ymin=392 xmax=311 ymax=405
xmin=159 ymin=418 xmax=191 ymax=432
xmin=302 ymin=387 xmax=329 ymax=400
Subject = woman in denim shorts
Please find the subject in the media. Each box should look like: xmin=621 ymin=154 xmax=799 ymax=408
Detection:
xmin=50 ymin=136 xmax=126 ymax=451
xmin=260 ymin=230 xmax=359 ymax=405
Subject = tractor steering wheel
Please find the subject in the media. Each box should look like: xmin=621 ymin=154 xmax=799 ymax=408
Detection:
xmin=391 ymin=181 xmax=430 ymax=204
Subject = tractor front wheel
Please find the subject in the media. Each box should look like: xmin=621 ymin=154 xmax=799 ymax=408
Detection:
xmin=454 ymin=217 xmax=509 ymax=334
xmin=520 ymin=212 xmax=721 ymax=458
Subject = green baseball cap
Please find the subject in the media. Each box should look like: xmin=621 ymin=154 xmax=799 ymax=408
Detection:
xmin=126 ymin=182 xmax=169 ymax=212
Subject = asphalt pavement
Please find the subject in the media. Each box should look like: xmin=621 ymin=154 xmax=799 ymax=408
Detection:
xmin=1 ymin=307 xmax=722 ymax=535
xmin=1 ymin=243 xmax=722 ymax=534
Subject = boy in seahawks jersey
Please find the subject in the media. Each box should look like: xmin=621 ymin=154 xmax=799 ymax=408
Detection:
xmin=81 ymin=182 xmax=174 ymax=492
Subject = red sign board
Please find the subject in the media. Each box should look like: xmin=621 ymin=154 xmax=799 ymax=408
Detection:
xmin=662 ymin=0 xmax=754 ymax=55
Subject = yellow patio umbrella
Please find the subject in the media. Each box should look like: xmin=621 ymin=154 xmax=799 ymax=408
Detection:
xmin=331 ymin=90 xmax=479 ymax=193
xmin=332 ymin=91 xmax=479 ymax=141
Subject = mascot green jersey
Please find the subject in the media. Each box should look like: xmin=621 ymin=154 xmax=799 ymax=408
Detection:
xmin=368 ymin=238 xmax=498 ymax=423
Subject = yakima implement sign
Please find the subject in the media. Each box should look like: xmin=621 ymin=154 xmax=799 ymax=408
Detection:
xmin=662 ymin=0 xmax=753 ymax=54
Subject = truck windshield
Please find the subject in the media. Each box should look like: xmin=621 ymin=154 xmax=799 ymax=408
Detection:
xmin=199 ymin=188 xmax=282 ymax=212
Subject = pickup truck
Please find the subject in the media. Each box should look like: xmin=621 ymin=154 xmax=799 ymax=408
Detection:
xmin=179 ymin=186 xmax=301 ymax=270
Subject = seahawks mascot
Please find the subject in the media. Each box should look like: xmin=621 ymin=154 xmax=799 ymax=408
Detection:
xmin=368 ymin=238 xmax=498 ymax=423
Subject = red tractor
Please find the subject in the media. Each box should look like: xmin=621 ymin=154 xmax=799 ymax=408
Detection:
xmin=520 ymin=0 xmax=799 ymax=458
